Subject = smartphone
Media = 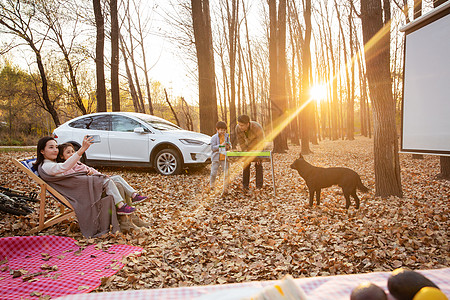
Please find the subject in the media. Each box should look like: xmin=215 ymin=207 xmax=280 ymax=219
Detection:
xmin=87 ymin=135 xmax=101 ymax=143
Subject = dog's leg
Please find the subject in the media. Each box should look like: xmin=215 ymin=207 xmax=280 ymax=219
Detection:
xmin=308 ymin=186 xmax=314 ymax=207
xmin=343 ymin=189 xmax=351 ymax=209
xmin=315 ymin=189 xmax=321 ymax=206
xmin=352 ymin=191 xmax=360 ymax=209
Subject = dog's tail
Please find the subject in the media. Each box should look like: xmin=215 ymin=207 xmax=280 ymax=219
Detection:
xmin=357 ymin=178 xmax=369 ymax=193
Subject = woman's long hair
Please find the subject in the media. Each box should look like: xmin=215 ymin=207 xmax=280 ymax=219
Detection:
xmin=33 ymin=136 xmax=56 ymax=169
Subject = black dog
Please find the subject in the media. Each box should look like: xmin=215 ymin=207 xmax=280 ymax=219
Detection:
xmin=290 ymin=154 xmax=369 ymax=209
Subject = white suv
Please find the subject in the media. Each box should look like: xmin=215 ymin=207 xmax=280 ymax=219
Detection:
xmin=52 ymin=112 xmax=212 ymax=175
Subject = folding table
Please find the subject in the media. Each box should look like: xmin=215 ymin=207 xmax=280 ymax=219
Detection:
xmin=223 ymin=151 xmax=276 ymax=196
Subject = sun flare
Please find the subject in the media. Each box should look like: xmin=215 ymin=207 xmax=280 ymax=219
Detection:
xmin=309 ymin=84 xmax=327 ymax=100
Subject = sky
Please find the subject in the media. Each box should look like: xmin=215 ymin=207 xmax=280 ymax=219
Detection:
xmin=123 ymin=0 xmax=264 ymax=105
xmin=0 ymin=0 xmax=199 ymax=104
xmin=132 ymin=0 xmax=200 ymax=103
xmin=2 ymin=0 xmax=430 ymax=108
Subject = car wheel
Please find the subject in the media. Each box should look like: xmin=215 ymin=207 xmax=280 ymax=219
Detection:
xmin=154 ymin=149 xmax=182 ymax=175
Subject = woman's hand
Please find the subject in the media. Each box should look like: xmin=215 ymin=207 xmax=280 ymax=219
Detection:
xmin=77 ymin=135 xmax=94 ymax=156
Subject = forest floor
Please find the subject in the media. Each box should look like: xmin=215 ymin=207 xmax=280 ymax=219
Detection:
xmin=0 ymin=136 xmax=448 ymax=292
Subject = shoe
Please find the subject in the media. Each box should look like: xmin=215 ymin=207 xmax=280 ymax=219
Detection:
xmin=117 ymin=204 xmax=136 ymax=215
xmin=131 ymin=194 xmax=147 ymax=204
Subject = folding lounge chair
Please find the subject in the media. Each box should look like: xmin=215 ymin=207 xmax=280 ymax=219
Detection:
xmin=12 ymin=158 xmax=76 ymax=234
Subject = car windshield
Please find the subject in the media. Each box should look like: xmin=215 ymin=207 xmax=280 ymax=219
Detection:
xmin=135 ymin=115 xmax=181 ymax=131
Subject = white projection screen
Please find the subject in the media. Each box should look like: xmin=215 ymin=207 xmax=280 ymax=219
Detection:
xmin=401 ymin=3 xmax=450 ymax=156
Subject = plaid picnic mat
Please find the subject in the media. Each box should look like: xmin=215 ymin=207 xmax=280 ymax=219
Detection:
xmin=56 ymin=268 xmax=450 ymax=300
xmin=0 ymin=235 xmax=142 ymax=299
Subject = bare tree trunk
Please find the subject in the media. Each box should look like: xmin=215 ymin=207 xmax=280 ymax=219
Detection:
xmin=438 ymin=156 xmax=450 ymax=179
xmin=40 ymin=2 xmax=87 ymax=115
xmin=268 ymin=0 xmax=278 ymax=149
xmin=357 ymin=50 xmax=367 ymax=136
xmin=110 ymin=0 xmax=120 ymax=112
xmin=321 ymin=6 xmax=339 ymax=141
xmin=272 ymin=0 xmax=288 ymax=153
xmin=225 ymin=0 xmax=239 ymax=145
xmin=0 ymin=5 xmax=60 ymax=126
xmin=268 ymin=0 xmax=287 ymax=152
xmin=191 ymin=0 xmax=218 ymax=135
xmin=348 ymin=3 xmax=356 ymax=140
xmin=241 ymin=37 xmax=251 ymax=117
xmin=318 ymin=1 xmax=339 ymax=141
xmin=120 ymin=35 xmax=140 ymax=112
xmin=124 ymin=3 xmax=145 ymax=113
xmin=356 ymin=35 xmax=372 ymax=138
xmin=133 ymin=0 xmax=154 ymax=114
xmin=414 ymin=0 xmax=422 ymax=19
xmin=242 ymin=2 xmax=256 ymax=121
xmin=433 ymin=0 xmax=448 ymax=7
xmin=366 ymin=83 xmax=372 ymax=138
xmin=309 ymin=61 xmax=318 ymax=145
xmin=164 ymin=89 xmax=180 ymax=126
xmin=93 ymin=0 xmax=107 ymax=112
xmin=218 ymin=47 xmax=229 ymax=124
xmin=335 ymin=0 xmax=353 ymax=140
xmin=289 ymin=0 xmax=304 ymax=145
xmin=300 ymin=0 xmax=312 ymax=154
xmin=287 ymin=1 xmax=299 ymax=145
xmin=237 ymin=41 xmax=243 ymax=118
xmin=360 ymin=0 xmax=402 ymax=197
xmin=35 ymin=48 xmax=61 ymax=126
xmin=181 ymin=97 xmax=194 ymax=131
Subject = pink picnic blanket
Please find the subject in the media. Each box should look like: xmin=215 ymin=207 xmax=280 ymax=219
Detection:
xmin=0 ymin=235 xmax=142 ymax=299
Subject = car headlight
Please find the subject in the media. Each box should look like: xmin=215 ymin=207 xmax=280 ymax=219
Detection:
xmin=179 ymin=139 xmax=206 ymax=145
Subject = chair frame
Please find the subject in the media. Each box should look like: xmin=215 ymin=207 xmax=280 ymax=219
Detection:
xmin=12 ymin=158 xmax=76 ymax=234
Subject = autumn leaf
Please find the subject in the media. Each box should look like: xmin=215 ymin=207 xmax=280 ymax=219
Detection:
xmin=11 ymin=270 xmax=22 ymax=278
xmin=392 ymin=261 xmax=402 ymax=268
xmin=0 ymin=140 xmax=448 ymax=293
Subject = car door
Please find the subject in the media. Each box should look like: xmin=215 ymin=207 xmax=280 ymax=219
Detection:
xmin=108 ymin=115 xmax=151 ymax=162
xmin=82 ymin=114 xmax=111 ymax=160
xmin=68 ymin=114 xmax=111 ymax=160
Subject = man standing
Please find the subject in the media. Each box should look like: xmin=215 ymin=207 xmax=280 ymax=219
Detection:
xmin=235 ymin=114 xmax=265 ymax=190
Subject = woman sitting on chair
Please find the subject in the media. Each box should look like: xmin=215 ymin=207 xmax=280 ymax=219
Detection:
xmin=33 ymin=136 xmax=135 ymax=237
xmin=56 ymin=142 xmax=147 ymax=206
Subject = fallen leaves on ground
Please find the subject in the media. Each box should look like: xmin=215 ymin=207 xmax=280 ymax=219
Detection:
xmin=0 ymin=137 xmax=448 ymax=292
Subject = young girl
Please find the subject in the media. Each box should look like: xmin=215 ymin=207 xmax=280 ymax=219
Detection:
xmin=34 ymin=136 xmax=135 ymax=215
xmin=57 ymin=142 xmax=147 ymax=206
